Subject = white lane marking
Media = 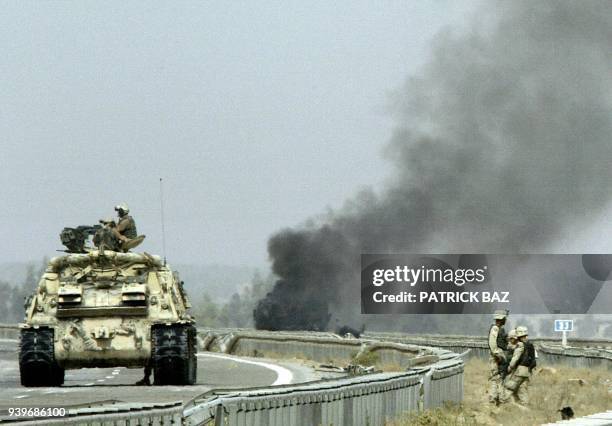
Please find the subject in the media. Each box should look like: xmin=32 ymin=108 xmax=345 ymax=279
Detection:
xmin=96 ymin=379 xmax=105 ymax=382
xmin=14 ymin=395 xmax=28 ymax=399
xmin=84 ymin=383 xmax=94 ymax=386
xmin=112 ymin=370 xmax=120 ymax=375
xmin=105 ymin=376 xmax=114 ymax=379
xmin=197 ymin=353 xmax=294 ymax=386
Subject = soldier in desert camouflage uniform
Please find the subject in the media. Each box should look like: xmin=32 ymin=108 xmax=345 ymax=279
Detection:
xmin=114 ymin=203 xmax=137 ymax=241
xmin=500 ymin=326 xmax=536 ymax=405
xmin=110 ymin=203 xmax=145 ymax=252
xmin=487 ymin=309 xmax=509 ymax=404
xmin=499 ymin=329 xmax=519 ymax=402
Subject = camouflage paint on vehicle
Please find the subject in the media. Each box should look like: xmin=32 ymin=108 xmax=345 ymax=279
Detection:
xmin=19 ymin=250 xmax=196 ymax=386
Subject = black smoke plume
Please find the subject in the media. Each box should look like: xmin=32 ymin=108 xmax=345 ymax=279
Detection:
xmin=254 ymin=1 xmax=612 ymax=331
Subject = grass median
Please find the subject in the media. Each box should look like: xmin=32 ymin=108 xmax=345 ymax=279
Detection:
xmin=388 ymin=358 xmax=611 ymax=425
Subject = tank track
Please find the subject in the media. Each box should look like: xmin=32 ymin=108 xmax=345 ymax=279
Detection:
xmin=151 ymin=324 xmax=197 ymax=385
xmin=19 ymin=328 xmax=65 ymax=387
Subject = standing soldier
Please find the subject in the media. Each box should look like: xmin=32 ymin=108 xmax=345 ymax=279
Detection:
xmin=499 ymin=329 xmax=519 ymax=402
xmin=498 ymin=328 xmax=517 ymax=381
xmin=501 ymin=326 xmax=536 ymax=405
xmin=488 ymin=309 xmax=508 ymax=404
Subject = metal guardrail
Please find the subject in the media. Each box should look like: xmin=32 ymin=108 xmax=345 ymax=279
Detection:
xmin=362 ymin=331 xmax=612 ymax=369
xmin=1 ymin=401 xmax=183 ymax=425
xmin=186 ymin=364 xmax=464 ymax=426
xmin=364 ymin=331 xmax=612 ymax=348
xmin=184 ymin=371 xmax=424 ymax=426
xmin=189 ymin=329 xmax=464 ymax=425
xmin=199 ymin=329 xmax=441 ymax=369
xmin=537 ymin=343 xmax=612 ymax=370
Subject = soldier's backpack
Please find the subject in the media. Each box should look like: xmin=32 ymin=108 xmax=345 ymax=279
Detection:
xmin=489 ymin=324 xmax=508 ymax=352
xmin=519 ymin=341 xmax=537 ymax=371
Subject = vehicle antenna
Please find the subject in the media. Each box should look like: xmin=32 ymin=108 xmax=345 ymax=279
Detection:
xmin=159 ymin=177 xmax=167 ymax=266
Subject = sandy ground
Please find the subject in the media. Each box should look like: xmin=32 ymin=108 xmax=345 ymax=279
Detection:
xmin=388 ymin=358 xmax=612 ymax=425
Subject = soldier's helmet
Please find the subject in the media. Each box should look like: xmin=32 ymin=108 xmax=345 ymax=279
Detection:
xmin=493 ymin=309 xmax=508 ymax=320
xmin=507 ymin=329 xmax=517 ymax=340
xmin=115 ymin=203 xmax=130 ymax=214
xmin=516 ymin=326 xmax=528 ymax=337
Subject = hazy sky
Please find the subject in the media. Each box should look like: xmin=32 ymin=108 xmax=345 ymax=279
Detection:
xmin=1 ymin=1 xmax=486 ymax=266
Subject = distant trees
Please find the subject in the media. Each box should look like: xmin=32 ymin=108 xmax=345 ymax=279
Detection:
xmin=0 ymin=259 xmax=47 ymax=323
xmin=190 ymin=271 xmax=273 ymax=328
xmin=0 ymin=281 xmax=15 ymax=322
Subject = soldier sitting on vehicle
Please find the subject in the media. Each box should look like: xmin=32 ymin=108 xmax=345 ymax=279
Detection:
xmin=114 ymin=203 xmax=137 ymax=241
xmin=112 ymin=203 xmax=145 ymax=252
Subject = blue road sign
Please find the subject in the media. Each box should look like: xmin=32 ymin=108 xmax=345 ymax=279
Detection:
xmin=554 ymin=319 xmax=573 ymax=332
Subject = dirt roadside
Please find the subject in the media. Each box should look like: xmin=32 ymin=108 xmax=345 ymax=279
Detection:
xmin=388 ymin=358 xmax=612 ymax=425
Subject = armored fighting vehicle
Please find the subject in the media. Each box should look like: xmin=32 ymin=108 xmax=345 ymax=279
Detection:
xmin=19 ymin=229 xmax=196 ymax=387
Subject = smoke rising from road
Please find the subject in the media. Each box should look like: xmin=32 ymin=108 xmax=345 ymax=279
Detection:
xmin=254 ymin=1 xmax=612 ymax=331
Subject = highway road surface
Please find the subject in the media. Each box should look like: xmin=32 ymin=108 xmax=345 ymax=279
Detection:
xmin=0 ymin=338 xmax=322 ymax=412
